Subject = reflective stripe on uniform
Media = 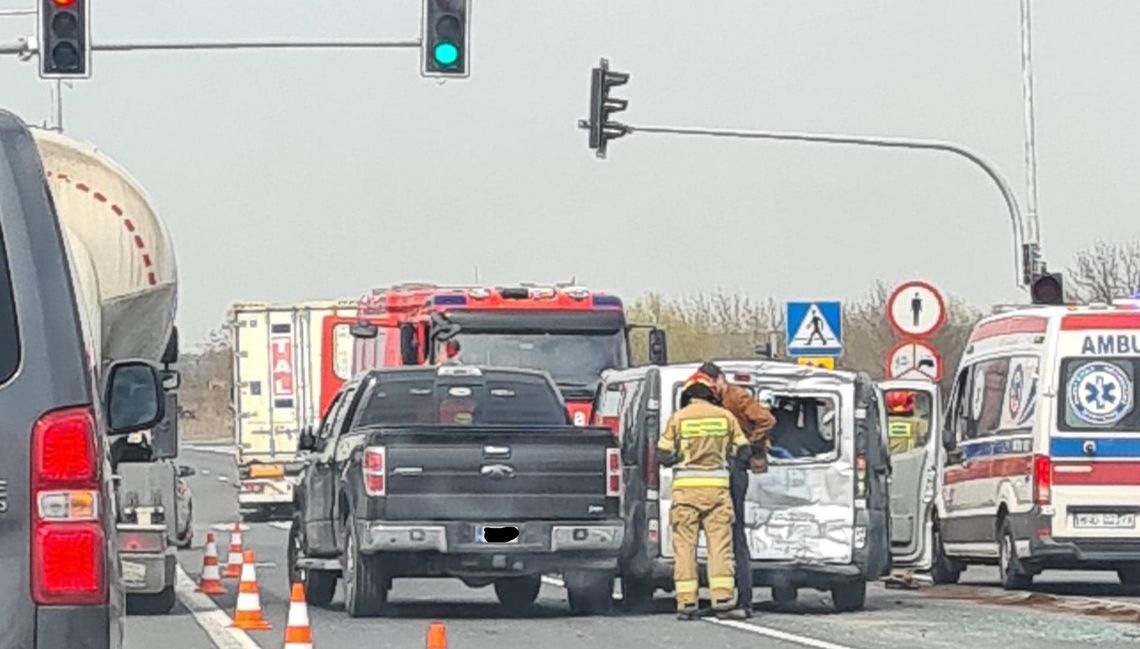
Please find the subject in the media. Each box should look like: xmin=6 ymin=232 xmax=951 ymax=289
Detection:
xmin=673 ymin=475 xmax=730 ymax=489
xmin=888 ymin=421 xmax=913 ymax=438
xmin=708 ymin=575 xmax=735 ymax=591
xmin=679 ymin=417 xmax=730 ymax=438
xmin=675 ymin=579 xmax=699 ymax=594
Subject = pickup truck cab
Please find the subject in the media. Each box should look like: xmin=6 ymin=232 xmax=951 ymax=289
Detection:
xmin=0 ymin=111 xmax=168 ymax=648
xmin=288 ymin=365 xmax=625 ymax=617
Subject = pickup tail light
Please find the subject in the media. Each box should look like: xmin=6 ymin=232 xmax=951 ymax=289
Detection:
xmin=606 ymin=448 xmax=621 ymax=497
xmin=31 ymin=407 xmax=106 ymax=606
xmin=364 ymin=446 xmax=387 ymax=497
xmin=1034 ymin=454 xmax=1052 ymax=505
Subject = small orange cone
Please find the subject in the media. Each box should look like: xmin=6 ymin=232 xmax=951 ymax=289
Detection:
xmin=196 ymin=532 xmax=226 ymax=595
xmin=284 ymin=582 xmax=313 ymax=649
xmin=426 ymin=622 xmax=448 ymax=649
xmin=230 ymin=549 xmax=271 ymax=631
xmin=223 ymin=523 xmax=244 ymax=579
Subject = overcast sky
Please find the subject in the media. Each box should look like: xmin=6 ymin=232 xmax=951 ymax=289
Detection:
xmin=3 ymin=0 xmax=1137 ymax=343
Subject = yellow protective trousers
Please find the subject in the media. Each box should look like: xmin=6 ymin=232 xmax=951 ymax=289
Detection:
xmin=670 ymin=486 xmax=736 ymax=611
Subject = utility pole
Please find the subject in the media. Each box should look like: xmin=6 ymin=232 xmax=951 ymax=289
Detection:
xmin=1019 ymin=0 xmax=1043 ymax=276
xmin=579 ymin=59 xmax=1032 ymax=288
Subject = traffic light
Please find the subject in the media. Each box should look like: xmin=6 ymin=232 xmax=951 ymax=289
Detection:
xmin=422 ymin=0 xmax=469 ymax=78
xmin=1030 ymin=271 xmax=1064 ymax=305
xmin=39 ymin=0 xmax=90 ymax=79
xmin=586 ymin=58 xmax=630 ymax=159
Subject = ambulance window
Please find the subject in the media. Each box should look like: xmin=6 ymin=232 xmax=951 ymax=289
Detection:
xmin=1059 ymin=357 xmax=1140 ymax=432
xmin=948 ymin=368 xmax=972 ymax=442
xmin=997 ymin=356 xmax=1040 ymax=434
xmin=969 ymin=358 xmax=1010 ymax=438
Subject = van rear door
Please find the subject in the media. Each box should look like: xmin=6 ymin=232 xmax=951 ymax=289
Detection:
xmin=879 ymin=379 xmax=941 ymax=570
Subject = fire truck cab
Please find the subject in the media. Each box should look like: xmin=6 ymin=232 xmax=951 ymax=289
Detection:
xmin=349 ymin=283 xmax=667 ymax=423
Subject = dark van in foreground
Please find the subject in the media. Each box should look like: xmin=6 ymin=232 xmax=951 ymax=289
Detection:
xmin=0 ymin=111 xmax=167 ymax=649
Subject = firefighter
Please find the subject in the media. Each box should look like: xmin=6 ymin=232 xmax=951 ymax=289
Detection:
xmin=657 ymin=370 xmax=752 ymax=620
xmin=885 ymin=390 xmax=928 ymax=455
xmin=698 ymin=362 xmax=776 ymax=618
xmin=437 ymin=339 xmax=462 ymax=366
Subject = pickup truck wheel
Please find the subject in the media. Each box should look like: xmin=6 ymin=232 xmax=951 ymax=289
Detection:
xmin=127 ymin=585 xmax=176 ymax=615
xmin=494 ymin=576 xmax=541 ymax=614
xmin=565 ymin=572 xmax=613 ymax=616
xmin=288 ymin=517 xmax=338 ymax=607
xmin=343 ymin=524 xmax=387 ymax=617
xmin=830 ymin=581 xmax=866 ymax=612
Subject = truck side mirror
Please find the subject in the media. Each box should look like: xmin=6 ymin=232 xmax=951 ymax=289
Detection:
xmin=350 ymin=322 xmax=378 ymax=339
xmin=177 ymin=465 xmax=196 ymax=478
xmin=648 ymin=328 xmax=668 ymax=365
xmin=104 ymin=360 xmax=165 ymax=435
xmin=298 ymin=426 xmax=318 ymax=452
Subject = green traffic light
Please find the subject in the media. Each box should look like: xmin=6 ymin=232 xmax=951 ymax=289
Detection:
xmin=433 ymin=41 xmax=460 ymax=67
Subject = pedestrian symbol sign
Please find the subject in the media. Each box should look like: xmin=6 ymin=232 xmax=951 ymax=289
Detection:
xmin=785 ymin=301 xmax=843 ymax=357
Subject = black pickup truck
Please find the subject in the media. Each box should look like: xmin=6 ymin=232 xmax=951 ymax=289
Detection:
xmin=288 ymin=365 xmax=624 ymax=617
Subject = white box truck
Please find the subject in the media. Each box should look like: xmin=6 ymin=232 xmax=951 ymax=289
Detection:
xmin=229 ymin=300 xmax=359 ymax=521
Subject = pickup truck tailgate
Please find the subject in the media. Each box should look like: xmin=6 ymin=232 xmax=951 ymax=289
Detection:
xmin=378 ymin=428 xmax=615 ymax=521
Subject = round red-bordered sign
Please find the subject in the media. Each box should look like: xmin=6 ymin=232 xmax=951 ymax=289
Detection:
xmin=884 ymin=339 xmax=944 ymax=382
xmin=886 ymin=280 xmax=946 ymax=339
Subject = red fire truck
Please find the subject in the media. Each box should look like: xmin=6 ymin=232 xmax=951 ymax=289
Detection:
xmin=348 ymin=283 xmax=667 ymax=422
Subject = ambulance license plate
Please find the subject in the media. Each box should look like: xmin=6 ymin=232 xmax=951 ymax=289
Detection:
xmin=1074 ymin=513 xmax=1135 ymax=529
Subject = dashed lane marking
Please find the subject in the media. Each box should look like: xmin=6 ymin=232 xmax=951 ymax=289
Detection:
xmin=174 ymin=565 xmax=261 ymax=649
xmin=541 ymin=575 xmax=565 ymax=588
xmin=182 ymin=445 xmax=236 ymax=456
xmin=217 ymin=476 xmax=230 ymax=483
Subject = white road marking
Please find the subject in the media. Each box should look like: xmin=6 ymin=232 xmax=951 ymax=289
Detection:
xmin=182 ymin=444 xmax=236 ymax=456
xmin=201 ymin=469 xmax=212 ymax=476
xmin=210 ymin=523 xmax=250 ymax=532
xmin=705 ymin=619 xmax=859 ymax=649
xmin=268 ymin=521 xmax=292 ymax=530
xmin=541 ymin=575 xmax=565 ymax=588
xmin=217 ymin=476 xmax=230 ymax=483
xmin=174 ymin=565 xmax=262 ymax=649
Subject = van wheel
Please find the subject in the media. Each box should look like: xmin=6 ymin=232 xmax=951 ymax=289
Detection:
xmin=620 ymin=578 xmax=656 ymax=613
xmin=930 ymin=524 xmax=962 ymax=585
xmin=127 ymin=585 xmax=176 ymax=615
xmin=566 ymin=571 xmax=613 ymax=616
xmin=771 ymin=586 xmax=797 ymax=605
xmin=1118 ymin=565 xmax=1140 ymax=586
xmin=998 ymin=519 xmax=1033 ymax=590
xmin=830 ymin=581 xmax=866 ymax=612
xmin=343 ymin=524 xmax=388 ymax=617
xmin=494 ymin=576 xmax=542 ymax=614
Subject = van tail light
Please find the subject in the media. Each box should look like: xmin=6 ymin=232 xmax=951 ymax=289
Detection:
xmin=1033 ymin=454 xmax=1052 ymax=505
xmin=606 ymin=448 xmax=622 ymax=497
xmin=31 ymin=407 xmax=106 ymax=606
xmin=363 ymin=446 xmax=387 ymax=497
xmin=855 ymin=453 xmax=868 ymax=500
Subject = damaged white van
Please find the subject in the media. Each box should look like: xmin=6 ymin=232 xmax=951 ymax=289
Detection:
xmin=597 ymin=360 xmax=927 ymax=612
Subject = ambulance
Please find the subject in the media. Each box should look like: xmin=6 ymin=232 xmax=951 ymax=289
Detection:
xmin=935 ymin=299 xmax=1140 ymax=589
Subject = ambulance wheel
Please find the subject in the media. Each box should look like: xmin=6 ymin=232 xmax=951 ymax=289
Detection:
xmin=930 ymin=523 xmax=962 ymax=585
xmin=998 ymin=519 xmax=1033 ymax=590
xmin=771 ymin=586 xmax=797 ymax=605
xmin=830 ymin=581 xmax=866 ymax=612
xmin=343 ymin=524 xmax=388 ymax=617
xmin=494 ymin=576 xmax=541 ymax=614
xmin=127 ymin=585 xmax=176 ymax=615
xmin=1118 ymin=565 xmax=1140 ymax=586
xmin=566 ymin=571 xmax=614 ymax=616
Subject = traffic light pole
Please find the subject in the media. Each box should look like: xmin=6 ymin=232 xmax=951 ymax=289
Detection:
xmin=602 ymin=121 xmax=1036 ymax=289
xmin=0 ymin=37 xmax=420 ymax=55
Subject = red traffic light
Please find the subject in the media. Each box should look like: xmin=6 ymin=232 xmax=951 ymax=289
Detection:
xmin=52 ymin=0 xmax=75 ymax=6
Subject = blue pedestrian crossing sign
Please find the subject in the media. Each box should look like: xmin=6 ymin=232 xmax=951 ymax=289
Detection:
xmin=786 ymin=301 xmax=843 ymax=357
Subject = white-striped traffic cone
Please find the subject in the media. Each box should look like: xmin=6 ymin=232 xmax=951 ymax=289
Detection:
xmin=230 ymin=550 xmax=271 ymax=631
xmin=223 ymin=523 xmax=244 ymax=579
xmin=284 ymin=582 xmax=314 ymax=649
xmin=196 ymin=532 xmax=225 ymax=595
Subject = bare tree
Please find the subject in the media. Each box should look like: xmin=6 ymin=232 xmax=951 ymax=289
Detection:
xmin=1067 ymin=240 xmax=1140 ymax=302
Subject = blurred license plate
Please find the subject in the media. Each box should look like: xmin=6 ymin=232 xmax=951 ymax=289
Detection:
xmin=1074 ymin=513 xmax=1135 ymax=529
xmin=476 ymin=524 xmax=519 ymax=544
xmin=121 ymin=560 xmax=146 ymax=586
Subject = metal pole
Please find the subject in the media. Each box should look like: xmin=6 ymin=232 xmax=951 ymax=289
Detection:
xmin=1019 ymin=0 xmax=1042 ymax=249
xmin=0 ymin=9 xmax=35 ymax=17
xmin=624 ymin=123 xmax=1027 ymax=287
xmin=90 ymin=39 xmax=421 ymax=52
xmin=52 ymin=79 xmax=63 ymax=132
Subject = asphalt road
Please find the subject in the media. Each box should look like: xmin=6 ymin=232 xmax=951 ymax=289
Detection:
xmin=123 ymin=448 xmax=1140 ymax=649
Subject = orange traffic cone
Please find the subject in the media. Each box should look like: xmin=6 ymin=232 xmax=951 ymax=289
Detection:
xmin=197 ymin=532 xmax=226 ymax=595
xmin=223 ymin=523 xmax=244 ymax=579
xmin=284 ymin=582 xmax=313 ymax=649
xmin=230 ymin=550 xmax=271 ymax=631
xmin=426 ymin=622 xmax=448 ymax=649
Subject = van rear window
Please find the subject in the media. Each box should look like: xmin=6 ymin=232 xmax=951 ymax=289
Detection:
xmin=0 ymin=217 xmax=18 ymax=385
xmin=1059 ymin=357 xmax=1140 ymax=431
